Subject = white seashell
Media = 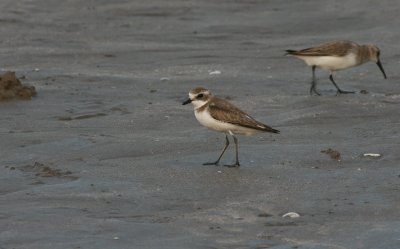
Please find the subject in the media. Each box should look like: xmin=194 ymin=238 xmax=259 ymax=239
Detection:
xmin=363 ymin=153 xmax=381 ymax=157
xmin=209 ymin=70 xmax=221 ymax=75
xmin=282 ymin=212 xmax=300 ymax=218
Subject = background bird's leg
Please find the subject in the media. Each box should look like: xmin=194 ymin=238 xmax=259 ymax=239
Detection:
xmin=310 ymin=65 xmax=321 ymax=96
xmin=329 ymin=73 xmax=355 ymax=95
xmin=203 ymin=134 xmax=229 ymax=166
xmin=224 ymin=135 xmax=240 ymax=167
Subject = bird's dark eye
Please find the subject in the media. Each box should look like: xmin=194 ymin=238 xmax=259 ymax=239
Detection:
xmin=197 ymin=94 xmax=204 ymax=98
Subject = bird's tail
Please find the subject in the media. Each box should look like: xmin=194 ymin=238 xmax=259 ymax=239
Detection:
xmin=285 ymin=49 xmax=297 ymax=55
xmin=269 ymin=127 xmax=280 ymax=134
xmin=262 ymin=125 xmax=280 ymax=134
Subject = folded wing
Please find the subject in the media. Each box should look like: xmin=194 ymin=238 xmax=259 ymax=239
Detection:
xmin=209 ymin=98 xmax=279 ymax=133
xmin=286 ymin=40 xmax=356 ymax=57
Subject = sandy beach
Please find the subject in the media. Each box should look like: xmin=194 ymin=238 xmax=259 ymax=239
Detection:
xmin=1 ymin=1 xmax=399 ymax=248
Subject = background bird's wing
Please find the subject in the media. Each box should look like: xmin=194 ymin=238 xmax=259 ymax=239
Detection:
xmin=209 ymin=98 xmax=279 ymax=133
xmin=289 ymin=41 xmax=356 ymax=57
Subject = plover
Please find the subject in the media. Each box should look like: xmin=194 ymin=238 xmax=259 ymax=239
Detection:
xmin=182 ymin=87 xmax=279 ymax=167
xmin=286 ymin=40 xmax=387 ymax=95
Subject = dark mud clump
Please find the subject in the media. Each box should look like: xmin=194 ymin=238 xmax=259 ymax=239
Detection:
xmin=0 ymin=71 xmax=36 ymax=101
xmin=16 ymin=162 xmax=73 ymax=178
xmin=321 ymin=148 xmax=341 ymax=161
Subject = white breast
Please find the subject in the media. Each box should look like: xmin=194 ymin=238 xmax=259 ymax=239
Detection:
xmin=194 ymin=109 xmax=258 ymax=135
xmin=298 ymin=53 xmax=358 ymax=71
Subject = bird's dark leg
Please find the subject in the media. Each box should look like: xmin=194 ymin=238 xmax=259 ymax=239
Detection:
xmin=329 ymin=74 xmax=355 ymax=95
xmin=203 ymin=135 xmax=229 ymax=166
xmin=310 ymin=65 xmax=321 ymax=96
xmin=224 ymin=135 xmax=240 ymax=167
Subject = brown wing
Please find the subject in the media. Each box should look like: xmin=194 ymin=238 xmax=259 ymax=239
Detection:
xmin=288 ymin=40 xmax=357 ymax=57
xmin=208 ymin=97 xmax=279 ymax=133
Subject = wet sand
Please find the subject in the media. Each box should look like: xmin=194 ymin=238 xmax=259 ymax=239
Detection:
xmin=1 ymin=1 xmax=400 ymax=248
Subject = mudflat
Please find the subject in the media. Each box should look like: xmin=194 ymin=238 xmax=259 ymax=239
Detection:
xmin=1 ymin=1 xmax=399 ymax=248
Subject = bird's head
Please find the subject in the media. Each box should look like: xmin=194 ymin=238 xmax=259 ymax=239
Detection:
xmin=182 ymin=87 xmax=212 ymax=109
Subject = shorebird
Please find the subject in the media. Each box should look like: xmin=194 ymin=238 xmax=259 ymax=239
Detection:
xmin=182 ymin=87 xmax=279 ymax=167
xmin=286 ymin=40 xmax=387 ymax=95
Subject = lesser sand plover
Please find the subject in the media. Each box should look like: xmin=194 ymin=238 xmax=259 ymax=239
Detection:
xmin=286 ymin=40 xmax=387 ymax=95
xmin=182 ymin=87 xmax=279 ymax=167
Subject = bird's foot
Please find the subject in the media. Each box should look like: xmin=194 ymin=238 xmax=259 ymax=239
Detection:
xmin=224 ymin=162 xmax=240 ymax=168
xmin=203 ymin=161 xmax=219 ymax=166
xmin=336 ymin=89 xmax=355 ymax=95
xmin=310 ymin=86 xmax=321 ymax=96
xmin=312 ymin=91 xmax=322 ymax=96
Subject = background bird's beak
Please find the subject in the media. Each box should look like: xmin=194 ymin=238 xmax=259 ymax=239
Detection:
xmin=182 ymin=98 xmax=192 ymax=105
xmin=376 ymin=59 xmax=387 ymax=79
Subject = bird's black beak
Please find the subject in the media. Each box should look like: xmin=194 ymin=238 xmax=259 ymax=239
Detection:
xmin=182 ymin=98 xmax=192 ymax=105
xmin=376 ymin=59 xmax=387 ymax=79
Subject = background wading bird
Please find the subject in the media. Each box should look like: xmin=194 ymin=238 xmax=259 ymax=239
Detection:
xmin=286 ymin=40 xmax=387 ymax=95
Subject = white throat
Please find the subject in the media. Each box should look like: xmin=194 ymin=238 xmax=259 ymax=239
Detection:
xmin=191 ymin=99 xmax=208 ymax=110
